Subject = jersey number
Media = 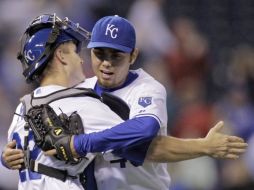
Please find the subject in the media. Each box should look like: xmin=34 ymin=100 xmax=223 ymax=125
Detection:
xmin=13 ymin=131 xmax=42 ymax=182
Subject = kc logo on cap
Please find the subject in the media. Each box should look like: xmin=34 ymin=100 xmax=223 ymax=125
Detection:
xmin=87 ymin=15 xmax=136 ymax=53
xmin=105 ymin=24 xmax=119 ymax=39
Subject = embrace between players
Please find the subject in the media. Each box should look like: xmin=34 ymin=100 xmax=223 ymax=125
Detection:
xmin=1 ymin=14 xmax=247 ymax=190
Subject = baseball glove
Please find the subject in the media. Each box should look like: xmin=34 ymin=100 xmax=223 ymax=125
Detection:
xmin=25 ymin=104 xmax=83 ymax=163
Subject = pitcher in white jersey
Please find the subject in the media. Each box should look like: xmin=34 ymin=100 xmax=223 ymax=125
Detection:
xmin=1 ymin=14 xmax=247 ymax=190
xmin=75 ymin=15 xmax=247 ymax=190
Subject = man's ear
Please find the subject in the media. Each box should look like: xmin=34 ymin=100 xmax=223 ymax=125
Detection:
xmin=130 ymin=48 xmax=139 ymax=65
xmin=55 ymin=47 xmax=67 ymax=65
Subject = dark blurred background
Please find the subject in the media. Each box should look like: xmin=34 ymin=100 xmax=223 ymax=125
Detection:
xmin=1 ymin=0 xmax=254 ymax=190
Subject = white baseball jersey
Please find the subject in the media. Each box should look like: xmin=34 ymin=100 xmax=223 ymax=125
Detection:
xmin=8 ymin=85 xmax=124 ymax=190
xmin=80 ymin=68 xmax=171 ymax=190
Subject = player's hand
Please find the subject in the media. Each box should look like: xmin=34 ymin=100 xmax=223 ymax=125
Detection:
xmin=204 ymin=121 xmax=248 ymax=159
xmin=2 ymin=140 xmax=24 ymax=169
xmin=44 ymin=149 xmax=57 ymax=156
xmin=44 ymin=136 xmax=79 ymax=158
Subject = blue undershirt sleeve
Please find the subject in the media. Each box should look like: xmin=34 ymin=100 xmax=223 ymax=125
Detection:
xmin=112 ymin=140 xmax=152 ymax=166
xmin=74 ymin=116 xmax=160 ymax=158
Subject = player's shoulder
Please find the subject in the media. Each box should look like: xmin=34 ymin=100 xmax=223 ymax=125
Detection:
xmin=8 ymin=102 xmax=25 ymax=139
xmin=132 ymin=69 xmax=166 ymax=93
xmin=77 ymin=76 xmax=97 ymax=88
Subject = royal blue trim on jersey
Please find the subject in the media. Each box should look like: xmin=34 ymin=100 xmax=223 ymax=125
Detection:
xmin=74 ymin=116 xmax=159 ymax=163
xmin=12 ymin=131 xmax=42 ymax=182
xmin=94 ymin=71 xmax=138 ymax=95
xmin=20 ymin=170 xmax=27 ymax=182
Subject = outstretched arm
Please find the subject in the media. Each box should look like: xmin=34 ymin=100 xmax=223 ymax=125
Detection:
xmin=146 ymin=121 xmax=247 ymax=162
xmin=47 ymin=121 xmax=247 ymax=163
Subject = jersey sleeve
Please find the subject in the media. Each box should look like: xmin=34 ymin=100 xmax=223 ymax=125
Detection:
xmin=129 ymin=82 xmax=168 ymax=127
xmin=7 ymin=103 xmax=24 ymax=141
xmin=110 ymin=82 xmax=168 ymax=163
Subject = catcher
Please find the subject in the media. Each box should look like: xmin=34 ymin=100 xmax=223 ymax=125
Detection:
xmin=2 ymin=14 xmax=135 ymax=190
xmin=2 ymin=14 xmax=247 ymax=190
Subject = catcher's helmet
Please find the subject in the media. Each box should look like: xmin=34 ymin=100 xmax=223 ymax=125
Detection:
xmin=17 ymin=14 xmax=91 ymax=83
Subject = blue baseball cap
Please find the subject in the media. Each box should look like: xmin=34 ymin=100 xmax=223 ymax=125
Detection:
xmin=87 ymin=15 xmax=136 ymax=53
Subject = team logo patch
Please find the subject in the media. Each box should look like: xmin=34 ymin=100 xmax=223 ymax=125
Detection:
xmin=138 ymin=97 xmax=152 ymax=108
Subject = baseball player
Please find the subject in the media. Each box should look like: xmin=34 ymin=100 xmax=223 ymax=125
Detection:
xmin=74 ymin=15 xmax=246 ymax=190
xmin=2 ymin=14 xmax=247 ymax=190
xmin=3 ymin=14 xmax=132 ymax=190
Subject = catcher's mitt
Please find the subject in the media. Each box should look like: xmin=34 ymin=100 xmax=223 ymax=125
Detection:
xmin=25 ymin=104 xmax=83 ymax=163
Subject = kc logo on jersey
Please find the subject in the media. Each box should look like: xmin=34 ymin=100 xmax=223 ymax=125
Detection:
xmin=105 ymin=24 xmax=118 ymax=39
xmin=138 ymin=97 xmax=152 ymax=108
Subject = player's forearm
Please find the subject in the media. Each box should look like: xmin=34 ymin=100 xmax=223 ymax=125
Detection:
xmin=146 ymin=121 xmax=248 ymax=162
xmin=146 ymin=136 xmax=207 ymax=162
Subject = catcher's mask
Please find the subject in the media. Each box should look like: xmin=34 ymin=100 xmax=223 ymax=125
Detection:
xmin=17 ymin=13 xmax=91 ymax=83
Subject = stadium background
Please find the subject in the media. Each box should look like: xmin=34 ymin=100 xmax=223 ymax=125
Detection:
xmin=1 ymin=0 xmax=254 ymax=189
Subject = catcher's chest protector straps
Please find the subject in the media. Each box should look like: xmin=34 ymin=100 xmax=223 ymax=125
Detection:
xmin=101 ymin=92 xmax=130 ymax=121
xmin=19 ymin=87 xmax=100 ymax=182
xmin=20 ymin=87 xmax=100 ymax=114
xmin=21 ymin=87 xmax=130 ymax=121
